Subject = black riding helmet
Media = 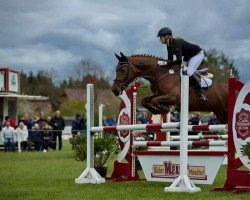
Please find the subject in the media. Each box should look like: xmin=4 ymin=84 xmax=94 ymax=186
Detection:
xmin=157 ymin=27 xmax=172 ymax=37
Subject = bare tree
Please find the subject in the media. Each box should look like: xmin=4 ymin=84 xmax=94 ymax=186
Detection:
xmin=73 ymin=58 xmax=105 ymax=80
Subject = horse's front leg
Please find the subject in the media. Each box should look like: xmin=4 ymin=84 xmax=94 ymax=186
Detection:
xmin=141 ymin=96 xmax=162 ymax=115
xmin=150 ymin=94 xmax=178 ymax=114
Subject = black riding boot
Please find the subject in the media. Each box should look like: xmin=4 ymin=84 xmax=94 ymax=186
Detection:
xmin=190 ymin=75 xmax=208 ymax=101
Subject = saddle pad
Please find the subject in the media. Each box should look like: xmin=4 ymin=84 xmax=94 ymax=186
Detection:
xmin=201 ymin=77 xmax=212 ymax=88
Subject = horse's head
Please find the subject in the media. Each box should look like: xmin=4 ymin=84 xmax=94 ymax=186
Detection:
xmin=112 ymin=52 xmax=138 ymax=96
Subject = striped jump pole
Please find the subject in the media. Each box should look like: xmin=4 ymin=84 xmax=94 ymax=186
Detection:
xmin=170 ymin=134 xmax=228 ymax=141
xmin=90 ymin=122 xmax=179 ymax=132
xmin=91 ymin=124 xmax=227 ymax=133
xmin=134 ymin=140 xmax=227 ymax=147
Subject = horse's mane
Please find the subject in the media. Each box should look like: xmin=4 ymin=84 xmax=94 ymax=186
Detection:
xmin=130 ymin=54 xmax=166 ymax=61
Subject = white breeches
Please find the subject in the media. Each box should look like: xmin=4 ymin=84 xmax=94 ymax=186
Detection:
xmin=187 ymin=50 xmax=204 ymax=76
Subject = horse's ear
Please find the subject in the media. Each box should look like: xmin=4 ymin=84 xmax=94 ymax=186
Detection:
xmin=115 ymin=53 xmax=122 ymax=61
xmin=120 ymin=52 xmax=128 ymax=61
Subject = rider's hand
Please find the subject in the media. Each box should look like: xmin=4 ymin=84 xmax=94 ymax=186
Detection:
xmin=157 ymin=60 xmax=168 ymax=67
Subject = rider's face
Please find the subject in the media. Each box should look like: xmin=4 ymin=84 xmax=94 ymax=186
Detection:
xmin=160 ymin=35 xmax=169 ymax=44
xmin=160 ymin=36 xmax=166 ymax=44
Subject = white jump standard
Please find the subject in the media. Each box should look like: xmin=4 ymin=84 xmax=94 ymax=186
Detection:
xmin=75 ymin=84 xmax=105 ymax=184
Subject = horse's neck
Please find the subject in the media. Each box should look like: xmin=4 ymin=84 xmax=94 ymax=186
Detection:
xmin=131 ymin=57 xmax=157 ymax=76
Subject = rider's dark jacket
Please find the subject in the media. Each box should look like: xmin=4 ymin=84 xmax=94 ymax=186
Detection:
xmin=167 ymin=37 xmax=202 ymax=66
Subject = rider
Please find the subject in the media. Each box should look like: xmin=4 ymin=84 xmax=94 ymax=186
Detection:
xmin=157 ymin=27 xmax=207 ymax=101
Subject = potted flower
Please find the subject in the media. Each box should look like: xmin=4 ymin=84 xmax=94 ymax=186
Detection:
xmin=241 ymin=142 xmax=250 ymax=161
xmin=73 ymin=134 xmax=119 ymax=177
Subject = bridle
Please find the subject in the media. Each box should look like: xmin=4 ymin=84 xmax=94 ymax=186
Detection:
xmin=113 ymin=60 xmax=137 ymax=91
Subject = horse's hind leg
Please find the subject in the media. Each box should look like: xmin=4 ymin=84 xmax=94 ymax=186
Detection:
xmin=141 ymin=96 xmax=162 ymax=114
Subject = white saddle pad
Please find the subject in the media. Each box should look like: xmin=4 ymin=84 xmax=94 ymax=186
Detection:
xmin=201 ymin=77 xmax=212 ymax=88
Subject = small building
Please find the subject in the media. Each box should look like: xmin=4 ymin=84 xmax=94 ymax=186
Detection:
xmin=0 ymin=68 xmax=49 ymax=127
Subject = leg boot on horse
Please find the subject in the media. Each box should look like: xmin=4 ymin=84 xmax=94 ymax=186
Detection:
xmin=190 ymin=74 xmax=208 ymax=101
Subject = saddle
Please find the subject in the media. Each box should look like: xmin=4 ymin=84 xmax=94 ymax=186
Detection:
xmin=195 ymin=68 xmax=213 ymax=79
xmin=188 ymin=68 xmax=213 ymax=89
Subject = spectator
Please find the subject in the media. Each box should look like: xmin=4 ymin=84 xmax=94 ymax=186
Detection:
xmin=171 ymin=111 xmax=180 ymax=122
xmin=72 ymin=114 xmax=81 ymax=135
xmin=2 ymin=121 xmax=15 ymax=152
xmin=2 ymin=116 xmax=16 ymax=128
xmin=102 ymin=115 xmax=109 ymax=126
xmin=22 ymin=114 xmax=34 ymax=130
xmin=139 ymin=111 xmax=148 ymax=124
xmin=79 ymin=115 xmax=87 ymax=135
xmin=50 ymin=110 xmax=65 ymax=151
xmin=188 ymin=113 xmax=200 ymax=135
xmin=208 ymin=112 xmax=220 ymax=125
xmin=106 ymin=115 xmax=117 ymax=136
xmin=15 ymin=122 xmax=28 ymax=151
xmin=36 ymin=112 xmax=49 ymax=130
xmin=134 ymin=120 xmax=145 ymax=141
xmin=108 ymin=115 xmax=117 ymax=126
xmin=71 ymin=114 xmax=81 ymax=149
xmin=42 ymin=124 xmax=52 ymax=152
xmin=28 ymin=123 xmax=43 ymax=151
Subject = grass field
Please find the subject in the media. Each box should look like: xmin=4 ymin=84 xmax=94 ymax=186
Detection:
xmin=0 ymin=141 xmax=249 ymax=200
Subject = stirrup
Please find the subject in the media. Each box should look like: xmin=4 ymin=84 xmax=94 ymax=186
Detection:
xmin=199 ymin=93 xmax=208 ymax=101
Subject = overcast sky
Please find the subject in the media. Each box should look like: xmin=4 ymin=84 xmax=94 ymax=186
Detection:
xmin=0 ymin=0 xmax=250 ymax=83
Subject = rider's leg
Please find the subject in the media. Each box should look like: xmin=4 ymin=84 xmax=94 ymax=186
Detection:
xmin=187 ymin=50 xmax=204 ymax=76
xmin=187 ymin=51 xmax=207 ymax=101
xmin=190 ymin=74 xmax=207 ymax=101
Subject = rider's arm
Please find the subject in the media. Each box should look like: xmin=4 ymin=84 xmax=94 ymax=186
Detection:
xmin=167 ymin=46 xmax=173 ymax=61
xmin=167 ymin=39 xmax=182 ymax=66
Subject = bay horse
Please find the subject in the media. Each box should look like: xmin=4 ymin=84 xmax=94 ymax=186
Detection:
xmin=111 ymin=52 xmax=229 ymax=124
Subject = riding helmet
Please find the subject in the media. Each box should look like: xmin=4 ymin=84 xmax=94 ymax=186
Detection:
xmin=157 ymin=27 xmax=172 ymax=37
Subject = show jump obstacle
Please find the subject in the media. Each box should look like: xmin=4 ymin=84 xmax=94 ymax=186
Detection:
xmin=75 ymin=69 xmax=250 ymax=193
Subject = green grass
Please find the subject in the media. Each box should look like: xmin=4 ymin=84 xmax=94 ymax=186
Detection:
xmin=0 ymin=141 xmax=249 ymax=200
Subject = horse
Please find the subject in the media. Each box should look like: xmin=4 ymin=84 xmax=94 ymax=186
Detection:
xmin=111 ymin=52 xmax=229 ymax=124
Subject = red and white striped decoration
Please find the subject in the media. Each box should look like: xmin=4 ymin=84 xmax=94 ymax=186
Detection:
xmin=170 ymin=134 xmax=228 ymax=141
xmin=133 ymin=140 xmax=227 ymax=147
xmin=90 ymin=123 xmax=227 ymax=133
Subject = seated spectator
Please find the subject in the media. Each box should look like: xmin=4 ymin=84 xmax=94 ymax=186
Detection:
xmin=36 ymin=112 xmax=49 ymax=130
xmin=108 ymin=115 xmax=117 ymax=126
xmin=42 ymin=124 xmax=52 ymax=152
xmin=28 ymin=123 xmax=43 ymax=151
xmin=139 ymin=111 xmax=148 ymax=124
xmin=106 ymin=115 xmax=117 ymax=136
xmin=2 ymin=116 xmax=16 ymax=129
xmin=171 ymin=111 xmax=180 ymax=122
xmin=102 ymin=115 xmax=109 ymax=126
xmin=15 ymin=122 xmax=28 ymax=151
xmin=2 ymin=121 xmax=15 ymax=152
xmin=208 ymin=112 xmax=220 ymax=125
xmin=188 ymin=113 xmax=200 ymax=135
xmin=134 ymin=120 xmax=146 ymax=141
xmin=22 ymin=114 xmax=34 ymax=130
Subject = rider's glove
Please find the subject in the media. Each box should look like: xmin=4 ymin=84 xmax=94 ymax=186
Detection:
xmin=157 ymin=61 xmax=168 ymax=67
xmin=181 ymin=61 xmax=188 ymax=67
